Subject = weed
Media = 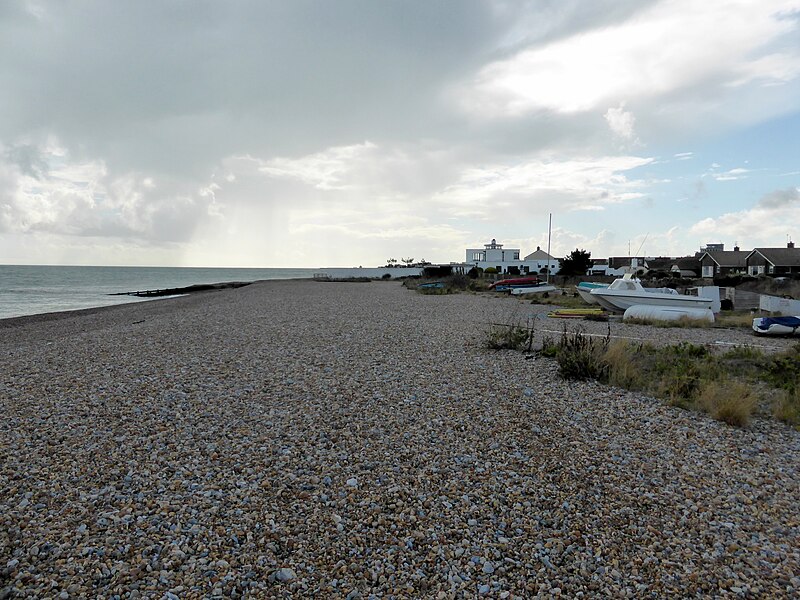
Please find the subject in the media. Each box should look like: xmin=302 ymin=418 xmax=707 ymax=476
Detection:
xmin=762 ymin=343 xmax=800 ymax=392
xmin=602 ymin=341 xmax=646 ymax=390
xmin=624 ymin=316 xmax=714 ymax=328
xmin=554 ymin=326 xmax=610 ymax=380
xmin=721 ymin=346 xmax=764 ymax=360
xmin=773 ymin=388 xmax=800 ymax=428
xmin=697 ymin=381 xmax=757 ymax=427
xmin=486 ymin=318 xmax=535 ymax=352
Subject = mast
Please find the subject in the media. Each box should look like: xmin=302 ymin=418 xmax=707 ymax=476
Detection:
xmin=546 ymin=213 xmax=552 ymax=284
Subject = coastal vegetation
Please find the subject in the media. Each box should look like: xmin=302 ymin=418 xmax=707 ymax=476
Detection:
xmin=490 ymin=323 xmax=800 ymax=428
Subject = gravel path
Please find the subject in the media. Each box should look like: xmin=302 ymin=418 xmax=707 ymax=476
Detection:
xmin=1 ymin=281 xmax=798 ymax=598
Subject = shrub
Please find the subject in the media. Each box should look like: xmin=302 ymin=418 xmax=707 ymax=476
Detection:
xmin=486 ymin=320 xmax=534 ymax=351
xmin=762 ymin=343 xmax=800 ymax=392
xmin=555 ymin=327 xmax=610 ymax=380
xmin=697 ymin=381 xmax=757 ymax=427
xmin=602 ymin=341 xmax=645 ymax=390
xmin=773 ymin=388 xmax=800 ymax=427
xmin=484 ymin=267 xmax=498 ymax=275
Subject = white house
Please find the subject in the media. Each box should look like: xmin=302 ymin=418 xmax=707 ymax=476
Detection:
xmin=523 ymin=246 xmax=559 ymax=275
xmin=464 ymin=239 xmax=560 ymax=275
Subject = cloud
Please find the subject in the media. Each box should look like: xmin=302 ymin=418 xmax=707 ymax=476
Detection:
xmin=604 ymin=103 xmax=638 ymax=142
xmin=461 ymin=0 xmax=800 ymax=116
xmin=712 ymin=167 xmax=751 ymax=181
xmin=0 ymin=139 xmax=220 ymax=242
xmin=690 ymin=186 xmax=800 ymax=245
xmin=431 ymin=155 xmax=654 ymax=217
xmin=757 ymin=186 xmax=800 ymax=208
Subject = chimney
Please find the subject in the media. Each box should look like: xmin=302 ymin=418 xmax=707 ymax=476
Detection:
xmin=734 ymin=245 xmax=740 ymax=251
xmin=537 ymin=246 xmax=540 ymax=251
xmin=789 ymin=241 xmax=795 ymax=249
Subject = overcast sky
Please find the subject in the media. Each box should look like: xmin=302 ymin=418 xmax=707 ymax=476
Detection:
xmin=1 ymin=0 xmax=799 ymax=267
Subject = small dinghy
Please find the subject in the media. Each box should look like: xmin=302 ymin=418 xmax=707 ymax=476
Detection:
xmin=752 ymin=316 xmax=800 ymax=335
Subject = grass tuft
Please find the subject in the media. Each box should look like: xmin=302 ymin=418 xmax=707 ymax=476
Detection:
xmin=486 ymin=319 xmax=535 ymax=352
xmin=773 ymin=388 xmax=800 ymax=428
xmin=697 ymin=381 xmax=757 ymax=427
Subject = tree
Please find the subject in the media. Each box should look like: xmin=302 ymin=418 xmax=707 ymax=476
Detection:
xmin=559 ymin=248 xmax=592 ymax=276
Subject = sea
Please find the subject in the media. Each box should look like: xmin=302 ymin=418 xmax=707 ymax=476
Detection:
xmin=0 ymin=265 xmax=319 ymax=320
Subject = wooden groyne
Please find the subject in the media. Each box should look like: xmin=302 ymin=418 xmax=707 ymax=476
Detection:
xmin=110 ymin=281 xmax=252 ymax=298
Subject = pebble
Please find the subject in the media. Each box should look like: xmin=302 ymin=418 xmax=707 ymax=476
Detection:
xmin=0 ymin=280 xmax=798 ymax=598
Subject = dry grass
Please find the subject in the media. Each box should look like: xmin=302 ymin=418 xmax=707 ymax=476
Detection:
xmin=624 ymin=316 xmax=714 ymax=328
xmin=715 ymin=312 xmax=769 ymax=328
xmin=602 ymin=341 xmax=645 ymax=389
xmin=697 ymin=381 xmax=758 ymax=427
xmin=773 ymin=388 xmax=800 ymax=428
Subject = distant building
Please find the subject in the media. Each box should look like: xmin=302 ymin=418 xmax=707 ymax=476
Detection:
xmin=523 ymin=246 xmax=559 ymax=275
xmin=463 ymin=238 xmax=560 ymax=275
xmin=746 ymin=242 xmax=800 ymax=275
xmin=699 ymin=246 xmax=747 ymax=278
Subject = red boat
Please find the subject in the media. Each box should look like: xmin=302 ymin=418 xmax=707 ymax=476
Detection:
xmin=488 ymin=275 xmax=540 ymax=290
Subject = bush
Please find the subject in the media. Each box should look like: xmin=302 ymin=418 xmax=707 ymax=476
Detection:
xmin=762 ymin=343 xmax=800 ymax=392
xmin=554 ymin=327 xmax=610 ymax=380
xmin=773 ymin=388 xmax=800 ymax=427
xmin=486 ymin=320 xmax=534 ymax=351
xmin=697 ymin=381 xmax=757 ymax=427
xmin=602 ymin=341 xmax=645 ymax=390
xmin=484 ymin=267 xmax=498 ymax=275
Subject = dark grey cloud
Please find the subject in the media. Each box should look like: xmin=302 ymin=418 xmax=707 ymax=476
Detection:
xmin=757 ymin=186 xmax=800 ymax=209
xmin=0 ymin=1 xmax=512 ymax=176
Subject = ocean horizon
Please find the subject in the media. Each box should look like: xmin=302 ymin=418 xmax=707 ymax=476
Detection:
xmin=0 ymin=264 xmax=321 ymax=320
xmin=0 ymin=264 xmax=427 ymax=320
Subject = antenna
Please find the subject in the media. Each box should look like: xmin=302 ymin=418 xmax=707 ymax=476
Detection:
xmin=634 ymin=233 xmax=649 ymax=257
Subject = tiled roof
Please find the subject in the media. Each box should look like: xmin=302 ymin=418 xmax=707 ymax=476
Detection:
xmin=750 ymin=247 xmax=800 ymax=267
xmin=703 ymin=251 xmax=747 ymax=267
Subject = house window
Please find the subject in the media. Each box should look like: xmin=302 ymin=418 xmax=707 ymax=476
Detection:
xmin=472 ymin=252 xmax=484 ymax=261
xmin=513 ymin=252 xmax=519 ymax=260
xmin=702 ymin=265 xmax=714 ymax=278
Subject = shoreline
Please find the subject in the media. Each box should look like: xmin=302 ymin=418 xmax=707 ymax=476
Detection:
xmin=2 ymin=280 xmax=798 ymax=597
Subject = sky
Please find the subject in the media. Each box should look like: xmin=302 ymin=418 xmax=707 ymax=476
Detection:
xmin=1 ymin=0 xmax=799 ymax=268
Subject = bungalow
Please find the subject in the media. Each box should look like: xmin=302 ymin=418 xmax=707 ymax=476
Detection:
xmin=590 ymin=257 xmax=647 ymax=277
xmin=699 ymin=248 xmax=747 ymax=278
xmin=524 ymin=246 xmax=559 ymax=275
xmin=645 ymin=256 xmax=701 ymax=278
xmin=746 ymin=243 xmax=800 ymax=276
xmin=464 ymin=239 xmax=560 ymax=275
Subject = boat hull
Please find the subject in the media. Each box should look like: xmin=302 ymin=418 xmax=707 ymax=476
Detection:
xmin=510 ymin=284 xmax=556 ymax=295
xmin=590 ymin=290 xmax=713 ymax=313
xmin=624 ymin=305 xmax=715 ymax=323
xmin=753 ymin=316 xmax=800 ymax=335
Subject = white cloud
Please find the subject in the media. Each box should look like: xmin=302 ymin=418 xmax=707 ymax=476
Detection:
xmin=431 ymin=154 xmax=654 ymax=217
xmin=711 ymin=167 xmax=750 ymax=181
xmin=461 ymin=0 xmax=800 ymax=116
xmin=690 ymin=187 xmax=800 ymax=245
xmin=604 ymin=103 xmax=638 ymax=142
xmin=255 ymin=142 xmax=378 ymax=191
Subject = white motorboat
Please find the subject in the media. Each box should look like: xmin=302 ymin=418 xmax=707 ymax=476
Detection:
xmin=590 ymin=275 xmax=713 ymax=313
xmin=576 ymin=282 xmax=609 ymax=304
xmin=753 ymin=316 xmax=800 ymax=335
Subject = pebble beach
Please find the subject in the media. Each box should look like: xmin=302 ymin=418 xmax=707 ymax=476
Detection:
xmin=1 ymin=280 xmax=799 ymax=599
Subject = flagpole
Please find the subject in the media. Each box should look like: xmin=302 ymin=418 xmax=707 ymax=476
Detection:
xmin=546 ymin=213 xmax=552 ymax=284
